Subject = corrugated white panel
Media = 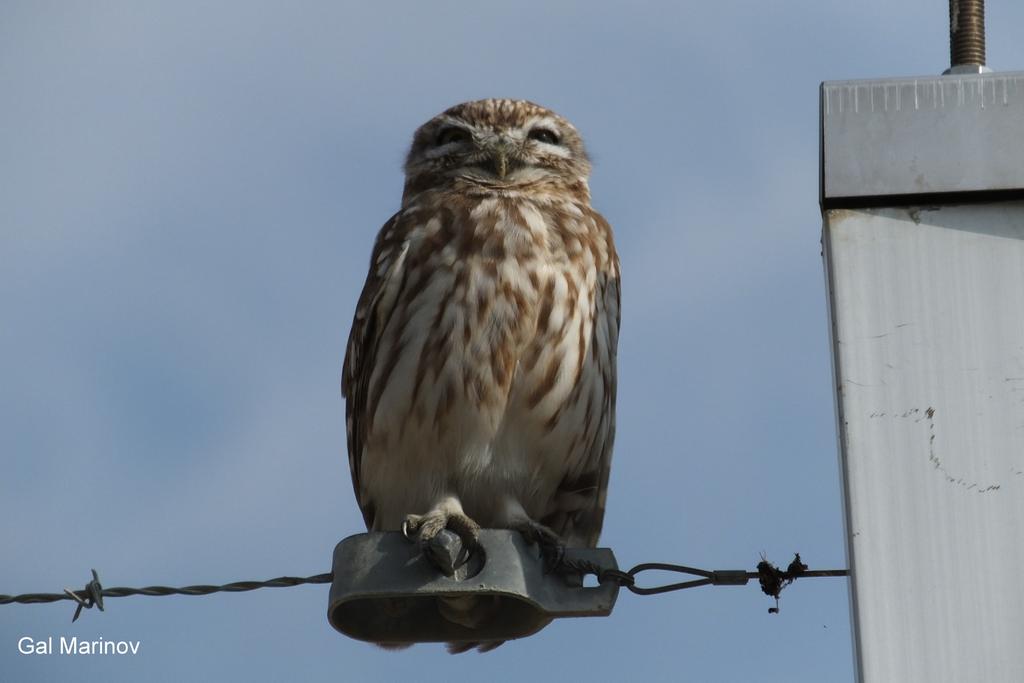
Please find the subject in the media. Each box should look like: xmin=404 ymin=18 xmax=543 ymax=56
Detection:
xmin=823 ymin=203 xmax=1024 ymax=682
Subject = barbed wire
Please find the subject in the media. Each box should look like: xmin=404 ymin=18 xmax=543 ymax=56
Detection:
xmin=0 ymin=570 xmax=332 ymax=621
xmin=0 ymin=550 xmax=845 ymax=622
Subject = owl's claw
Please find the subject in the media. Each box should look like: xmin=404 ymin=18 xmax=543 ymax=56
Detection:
xmin=512 ymin=519 xmax=565 ymax=570
xmin=403 ymin=508 xmax=482 ymax=576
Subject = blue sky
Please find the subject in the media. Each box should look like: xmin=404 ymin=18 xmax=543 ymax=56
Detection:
xmin=3 ymin=2 xmax=1023 ymax=681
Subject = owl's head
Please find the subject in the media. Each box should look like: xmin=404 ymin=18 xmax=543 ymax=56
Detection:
xmin=402 ymin=99 xmax=591 ymax=200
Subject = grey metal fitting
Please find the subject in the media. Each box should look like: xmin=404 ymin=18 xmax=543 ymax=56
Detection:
xmin=327 ymin=530 xmax=620 ymax=645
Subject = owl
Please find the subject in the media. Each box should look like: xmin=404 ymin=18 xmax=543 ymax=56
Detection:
xmin=342 ymin=99 xmax=620 ymax=651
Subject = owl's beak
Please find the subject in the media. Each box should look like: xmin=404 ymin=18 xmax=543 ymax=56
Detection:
xmin=494 ymin=150 xmax=509 ymax=180
xmin=484 ymin=139 xmax=517 ymax=180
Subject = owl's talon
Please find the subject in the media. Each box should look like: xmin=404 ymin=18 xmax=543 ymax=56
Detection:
xmin=402 ymin=508 xmax=482 ymax=574
xmin=512 ymin=520 xmax=565 ymax=569
xmin=401 ymin=517 xmax=418 ymax=540
xmin=513 ymin=519 xmax=562 ymax=547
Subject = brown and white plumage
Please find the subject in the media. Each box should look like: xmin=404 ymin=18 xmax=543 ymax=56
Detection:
xmin=342 ymin=99 xmax=620 ymax=648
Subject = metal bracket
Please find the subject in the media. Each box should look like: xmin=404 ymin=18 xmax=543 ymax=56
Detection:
xmin=327 ymin=530 xmax=620 ymax=645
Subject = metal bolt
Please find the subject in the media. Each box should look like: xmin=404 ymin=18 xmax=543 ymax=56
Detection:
xmin=949 ymin=0 xmax=986 ymax=68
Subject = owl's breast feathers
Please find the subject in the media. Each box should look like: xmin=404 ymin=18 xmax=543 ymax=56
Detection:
xmin=344 ymin=188 xmax=619 ymax=545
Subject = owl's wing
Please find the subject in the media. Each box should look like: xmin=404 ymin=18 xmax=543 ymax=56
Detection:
xmin=586 ymin=257 xmax=620 ymax=547
xmin=549 ymin=211 xmax=621 ymax=548
xmin=342 ymin=212 xmax=410 ymax=529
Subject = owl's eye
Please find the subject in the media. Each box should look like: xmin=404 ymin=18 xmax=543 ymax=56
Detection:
xmin=436 ymin=127 xmax=471 ymax=146
xmin=528 ymin=128 xmax=560 ymax=145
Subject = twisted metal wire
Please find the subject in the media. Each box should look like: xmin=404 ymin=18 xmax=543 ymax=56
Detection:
xmin=0 ymin=570 xmax=332 ymax=621
xmin=551 ymin=551 xmax=847 ymax=611
xmin=1 ymin=552 xmax=845 ymax=621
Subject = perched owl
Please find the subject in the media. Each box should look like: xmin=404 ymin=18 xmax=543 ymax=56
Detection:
xmin=342 ymin=99 xmax=620 ymax=651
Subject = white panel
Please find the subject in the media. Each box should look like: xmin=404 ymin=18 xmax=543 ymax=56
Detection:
xmin=823 ymin=203 xmax=1024 ymax=682
xmin=821 ymin=73 xmax=1024 ymax=201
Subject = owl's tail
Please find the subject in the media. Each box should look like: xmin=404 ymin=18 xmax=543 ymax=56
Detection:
xmin=437 ymin=595 xmax=505 ymax=654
